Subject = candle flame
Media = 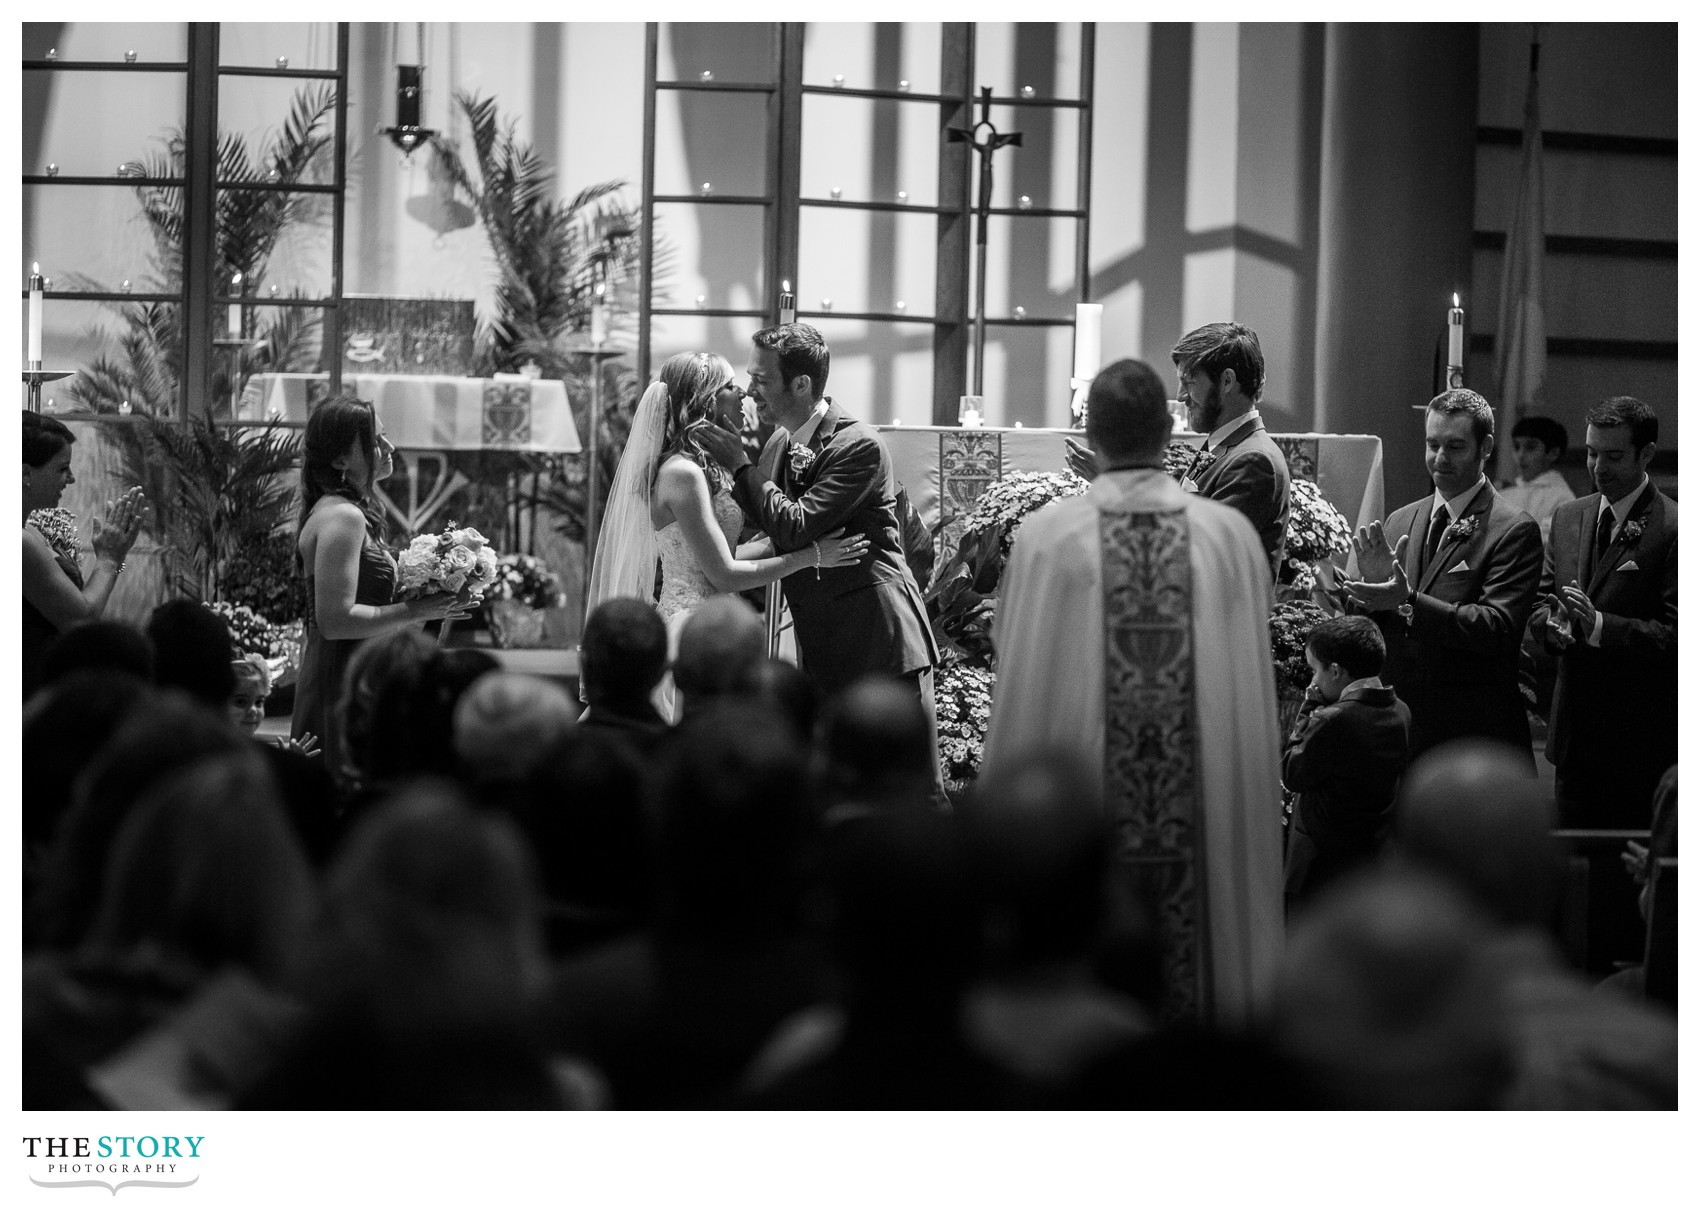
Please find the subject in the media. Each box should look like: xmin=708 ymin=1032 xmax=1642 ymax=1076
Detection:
xmin=1453 ymin=293 xmax=1459 ymax=307
xmin=33 ymin=261 xmax=40 ymax=274
xmin=781 ymin=280 xmax=791 ymax=293
xmin=233 ymin=271 xmax=242 ymax=286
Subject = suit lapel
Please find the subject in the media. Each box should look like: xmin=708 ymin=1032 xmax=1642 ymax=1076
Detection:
xmin=1587 ymin=485 xmax=1655 ymax=594
xmin=1418 ymin=487 xmax=1493 ymax=594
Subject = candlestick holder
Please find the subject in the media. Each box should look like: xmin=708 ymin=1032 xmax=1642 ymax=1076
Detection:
xmin=23 ymin=366 xmax=75 ymax=413
xmin=1446 ymin=364 xmax=1464 ymax=390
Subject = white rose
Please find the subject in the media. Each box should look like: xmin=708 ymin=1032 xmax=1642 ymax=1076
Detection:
xmin=452 ymin=527 xmax=487 ymax=551
xmin=444 ymin=545 xmax=477 ymax=572
xmin=409 ymin=534 xmax=437 ymax=551
xmin=441 ymin=569 xmax=468 ymax=594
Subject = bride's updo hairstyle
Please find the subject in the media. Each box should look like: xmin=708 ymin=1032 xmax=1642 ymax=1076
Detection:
xmin=655 ymin=351 xmax=737 ymax=491
xmin=295 ymin=394 xmax=388 ymax=566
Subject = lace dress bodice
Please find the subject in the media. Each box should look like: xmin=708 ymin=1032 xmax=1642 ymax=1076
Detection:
xmin=655 ymin=488 xmax=745 ymax=621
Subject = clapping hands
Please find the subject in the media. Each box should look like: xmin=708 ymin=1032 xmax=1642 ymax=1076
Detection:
xmin=91 ymin=486 xmax=148 ymax=564
xmin=1541 ymin=580 xmax=1597 ymax=648
xmin=1340 ymin=523 xmax=1411 ymax=613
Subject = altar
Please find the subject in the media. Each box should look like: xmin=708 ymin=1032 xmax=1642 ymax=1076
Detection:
xmin=238 ymin=372 xmax=580 ymax=454
xmin=875 ymin=426 xmax=1385 ymax=564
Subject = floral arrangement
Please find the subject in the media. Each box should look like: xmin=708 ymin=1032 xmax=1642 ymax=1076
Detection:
xmin=958 ymin=470 xmax=1091 ymax=559
xmin=1165 ymin=440 xmax=1214 ymax=485
xmin=934 ymin=660 xmax=997 ymax=791
xmin=488 ymin=552 xmax=566 ymax=610
xmin=28 ymin=507 xmax=81 ymax=565
xmin=221 ymin=530 xmax=309 ymax=627
xmin=1268 ymin=599 xmax=1328 ymax=702
xmin=206 ymin=601 xmax=305 ymax=688
xmin=1279 ymin=477 xmax=1354 ymax=597
xmin=396 ymin=522 xmax=501 ymax=600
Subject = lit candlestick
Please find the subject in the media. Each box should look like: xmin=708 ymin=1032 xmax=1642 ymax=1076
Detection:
xmin=229 ymin=272 xmax=243 ymax=337
xmin=1072 ymin=303 xmax=1103 ymax=383
xmin=591 ymin=280 xmax=608 ymax=347
xmin=1447 ymin=292 xmax=1464 ymax=385
xmin=28 ymin=262 xmax=44 ymax=364
xmin=779 ymin=279 xmax=795 ymax=326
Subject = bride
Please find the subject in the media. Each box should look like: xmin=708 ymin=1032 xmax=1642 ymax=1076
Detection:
xmin=586 ymin=351 xmax=867 ymax=717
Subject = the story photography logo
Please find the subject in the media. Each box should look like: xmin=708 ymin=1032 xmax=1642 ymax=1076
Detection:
xmin=22 ymin=1133 xmax=203 ymax=1195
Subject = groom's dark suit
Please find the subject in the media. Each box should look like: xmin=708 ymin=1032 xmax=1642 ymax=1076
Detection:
xmin=732 ymin=399 xmax=938 ymax=697
xmin=1366 ymin=483 xmax=1543 ymax=760
xmin=1530 ymin=483 xmax=1677 ymax=826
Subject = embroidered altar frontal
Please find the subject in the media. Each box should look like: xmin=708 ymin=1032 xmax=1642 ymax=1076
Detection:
xmin=1101 ymin=505 xmax=1209 ymax=1023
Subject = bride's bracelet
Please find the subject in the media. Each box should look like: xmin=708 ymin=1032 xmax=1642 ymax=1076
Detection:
xmin=812 ymin=540 xmax=822 ymax=581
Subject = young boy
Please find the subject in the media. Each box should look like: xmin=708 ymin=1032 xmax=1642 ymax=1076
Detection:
xmin=1281 ymin=616 xmax=1411 ymax=916
xmin=1499 ymin=415 xmax=1576 ymax=543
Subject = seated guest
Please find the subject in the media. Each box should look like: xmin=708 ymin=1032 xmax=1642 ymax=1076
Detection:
xmin=341 ymin=629 xmax=437 ymax=794
xmin=147 ymin=599 xmax=236 ymax=711
xmin=22 ymin=409 xmax=147 ymax=701
xmin=22 ymin=673 xmax=156 ymax=933
xmin=28 ymin=692 xmax=248 ymax=952
xmin=1499 ymin=415 xmax=1576 ymax=543
xmin=516 ymin=729 xmax=654 ymax=958
xmin=452 ymin=671 xmax=579 ymax=804
xmin=956 ymin=749 xmax=1150 ymax=1093
xmin=742 ymin=810 xmax=1027 ymax=1109
xmin=1269 ymin=869 xmax=1513 ymax=1109
xmin=343 ymin=641 xmax=499 ymax=811
xmin=1282 ymin=616 xmax=1411 ymax=915
xmin=534 ymin=704 xmax=824 ymax=1108
xmin=240 ymin=782 xmax=573 ymax=1109
xmin=672 ymin=596 xmax=767 ymax=722
xmin=24 ymin=750 xmax=315 ymax=1109
xmin=40 ymin=621 xmax=154 ymax=688
xmin=734 ymin=657 xmax=822 ymax=746
xmin=576 ymin=597 xmax=670 ymax=753
xmin=1390 ymin=740 xmax=1677 ymax=1109
xmin=224 ymin=654 xmax=339 ymax=868
xmin=813 ymin=675 xmax=938 ymax=821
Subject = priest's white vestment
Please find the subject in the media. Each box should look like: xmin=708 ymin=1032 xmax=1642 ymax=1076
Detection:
xmin=981 ymin=468 xmax=1284 ymax=1027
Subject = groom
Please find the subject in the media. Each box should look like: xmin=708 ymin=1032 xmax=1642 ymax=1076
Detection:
xmin=697 ymin=325 xmax=940 ymax=744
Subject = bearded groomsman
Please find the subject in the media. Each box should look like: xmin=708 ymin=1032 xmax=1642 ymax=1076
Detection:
xmin=1067 ymin=322 xmax=1290 ymax=578
xmin=1529 ymin=397 xmax=1676 ymax=828
xmin=1342 ymin=389 xmax=1543 ymax=762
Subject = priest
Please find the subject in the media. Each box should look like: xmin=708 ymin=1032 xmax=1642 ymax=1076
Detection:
xmin=980 ymin=358 xmax=1284 ymax=1029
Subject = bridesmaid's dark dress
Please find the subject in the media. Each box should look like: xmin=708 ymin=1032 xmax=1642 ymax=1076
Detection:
xmin=291 ymin=537 xmax=397 ymax=785
xmin=22 ymin=541 xmax=83 ymax=701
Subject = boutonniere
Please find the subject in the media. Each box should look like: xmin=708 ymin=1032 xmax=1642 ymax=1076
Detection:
xmin=1620 ymin=518 xmax=1647 ymax=545
xmin=1444 ymin=515 xmax=1480 ymax=543
xmin=1180 ymin=445 xmax=1217 ymax=493
xmin=787 ymin=443 xmax=817 ymax=476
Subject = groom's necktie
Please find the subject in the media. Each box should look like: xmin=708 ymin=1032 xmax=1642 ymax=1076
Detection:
xmin=1596 ymin=508 xmax=1616 ymax=560
xmin=1423 ymin=508 xmax=1449 ymax=567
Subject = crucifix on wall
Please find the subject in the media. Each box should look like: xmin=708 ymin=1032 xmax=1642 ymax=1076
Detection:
xmin=948 ymin=86 xmax=1023 ymax=398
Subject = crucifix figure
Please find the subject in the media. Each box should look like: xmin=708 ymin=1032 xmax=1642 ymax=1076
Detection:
xmin=948 ymin=86 xmax=1023 ymax=398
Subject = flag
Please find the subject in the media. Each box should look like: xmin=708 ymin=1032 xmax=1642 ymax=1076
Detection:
xmin=1496 ymin=35 xmax=1547 ymax=425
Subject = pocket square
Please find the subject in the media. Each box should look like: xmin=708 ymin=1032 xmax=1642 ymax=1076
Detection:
xmin=1447 ymin=560 xmax=1470 ymax=574
xmin=1618 ymin=560 xmax=1640 ymax=572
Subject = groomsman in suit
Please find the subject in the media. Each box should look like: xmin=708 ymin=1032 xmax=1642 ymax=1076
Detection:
xmin=1529 ymin=397 xmax=1676 ymax=827
xmin=1066 ymin=322 xmax=1291 ymax=578
xmin=1343 ymin=389 xmax=1543 ymax=761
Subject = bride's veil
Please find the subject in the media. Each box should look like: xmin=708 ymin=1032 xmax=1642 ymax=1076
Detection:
xmin=586 ymin=379 xmax=669 ymax=615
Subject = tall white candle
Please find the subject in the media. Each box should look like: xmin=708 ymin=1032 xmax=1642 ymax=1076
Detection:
xmin=28 ymin=262 xmax=44 ymax=363
xmin=1447 ymin=293 xmax=1464 ymax=368
xmin=591 ymin=286 xmax=608 ymax=347
xmin=779 ymin=279 xmax=795 ymax=326
xmin=1072 ymin=303 xmax=1103 ymax=383
xmin=229 ymin=272 xmax=243 ymax=337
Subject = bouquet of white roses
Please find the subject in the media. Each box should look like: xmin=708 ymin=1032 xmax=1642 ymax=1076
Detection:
xmin=396 ymin=522 xmax=501 ymax=600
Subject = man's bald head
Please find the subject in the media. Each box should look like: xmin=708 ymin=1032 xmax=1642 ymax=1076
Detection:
xmin=1392 ymin=739 xmax=1558 ymax=927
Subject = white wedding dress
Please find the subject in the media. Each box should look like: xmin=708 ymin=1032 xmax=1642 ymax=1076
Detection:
xmin=648 ymin=484 xmax=745 ymax=720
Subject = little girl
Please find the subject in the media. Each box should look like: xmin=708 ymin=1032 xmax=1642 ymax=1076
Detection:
xmin=228 ymin=653 xmax=320 ymax=757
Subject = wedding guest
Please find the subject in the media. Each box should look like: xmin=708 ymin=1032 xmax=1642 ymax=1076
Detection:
xmin=345 ymin=640 xmax=498 ymax=806
xmin=1529 ymin=396 xmax=1676 ymax=828
xmin=453 ymin=671 xmax=579 ymax=801
xmin=290 ymin=395 xmax=472 ymax=783
xmin=1343 ymin=389 xmax=1543 ymax=761
xmin=24 ymin=750 xmax=315 ymax=1109
xmin=576 ymin=597 xmax=671 ymax=753
xmin=222 ymin=654 xmax=338 ymax=867
xmin=1391 ymin=740 xmax=1677 ymax=1109
xmin=28 ymin=692 xmax=247 ymax=952
xmin=22 ymin=409 xmax=147 ymax=700
xmin=672 ymin=595 xmax=767 ymax=722
xmin=147 ymin=599 xmax=236 ymax=710
xmin=1282 ymin=616 xmax=1411 ymax=914
xmin=813 ymin=675 xmax=938 ymax=822
xmin=1269 ymin=869 xmax=1512 ymax=1109
xmin=1499 ymin=415 xmax=1575 ymax=543
xmin=734 ymin=656 xmax=822 ymax=746
xmin=40 ymin=620 xmax=154 ymax=687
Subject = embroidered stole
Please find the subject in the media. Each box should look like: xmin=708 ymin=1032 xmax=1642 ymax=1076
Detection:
xmin=1101 ymin=506 xmax=1211 ymax=1023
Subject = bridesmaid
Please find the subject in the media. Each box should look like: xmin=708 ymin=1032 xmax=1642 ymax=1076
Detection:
xmin=21 ymin=409 xmax=146 ymax=700
xmin=290 ymin=395 xmax=471 ymax=784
